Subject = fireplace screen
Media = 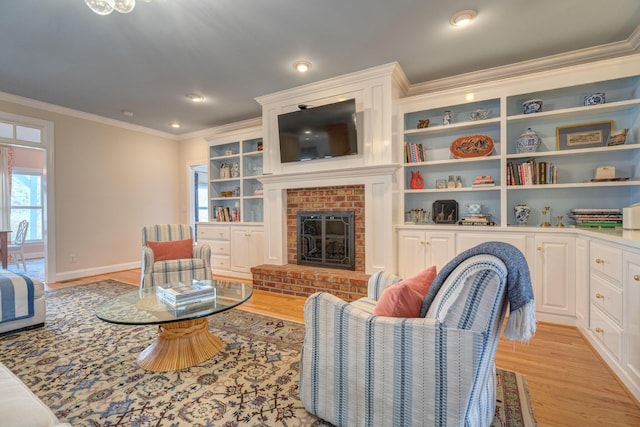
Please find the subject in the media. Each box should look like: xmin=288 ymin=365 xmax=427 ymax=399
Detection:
xmin=297 ymin=211 xmax=355 ymax=270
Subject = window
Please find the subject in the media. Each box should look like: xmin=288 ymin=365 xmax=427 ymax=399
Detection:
xmin=10 ymin=169 xmax=43 ymax=242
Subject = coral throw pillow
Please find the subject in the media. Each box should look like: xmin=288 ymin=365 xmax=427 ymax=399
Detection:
xmin=147 ymin=238 xmax=193 ymax=261
xmin=403 ymin=265 xmax=437 ymax=297
xmin=373 ymin=282 xmax=423 ymax=317
xmin=373 ymin=266 xmax=437 ymax=318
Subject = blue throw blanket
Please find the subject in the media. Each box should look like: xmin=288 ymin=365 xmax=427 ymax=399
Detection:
xmin=420 ymin=241 xmax=536 ymax=342
xmin=0 ymin=271 xmax=35 ymax=323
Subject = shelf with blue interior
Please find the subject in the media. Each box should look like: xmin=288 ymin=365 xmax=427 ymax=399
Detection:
xmin=506 ymin=76 xmax=640 ymax=118
xmin=404 ymin=191 xmax=501 ymax=226
xmin=405 ymin=123 xmax=501 ymax=161
xmin=243 ymin=152 xmax=263 ymax=178
xmin=404 ymin=157 xmax=501 ymax=191
xmin=242 ymin=197 xmax=263 ymax=222
xmin=242 ymin=137 xmax=263 ymax=154
xmin=209 ymin=141 xmax=240 ymax=158
xmin=505 ymin=185 xmax=634 ymax=227
xmin=404 ymin=98 xmax=501 ymax=133
xmin=210 ymin=199 xmax=240 ymax=222
xmin=242 ymin=178 xmax=263 ymax=198
xmin=506 ymin=145 xmax=640 ymax=187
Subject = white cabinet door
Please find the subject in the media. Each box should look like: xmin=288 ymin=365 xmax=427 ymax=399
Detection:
xmin=398 ymin=230 xmax=455 ymax=278
xmin=230 ymin=228 xmax=265 ymax=273
xmin=534 ymin=235 xmax=576 ymax=317
xmin=397 ymin=230 xmax=428 ymax=278
xmin=623 ymin=250 xmax=640 ymax=393
xmin=575 ymin=237 xmax=590 ymax=329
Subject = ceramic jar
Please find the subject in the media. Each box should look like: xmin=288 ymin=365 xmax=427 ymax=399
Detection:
xmin=514 ymin=204 xmax=531 ymax=225
xmin=584 ymin=92 xmax=605 ymax=106
xmin=516 ymin=128 xmax=541 ymax=153
xmin=467 ymin=203 xmax=482 ymax=214
xmin=522 ymin=99 xmax=543 ymax=114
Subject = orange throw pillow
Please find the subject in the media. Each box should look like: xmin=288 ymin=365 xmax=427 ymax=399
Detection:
xmin=373 ymin=282 xmax=424 ymax=318
xmin=147 ymin=238 xmax=193 ymax=261
xmin=403 ymin=265 xmax=437 ymax=297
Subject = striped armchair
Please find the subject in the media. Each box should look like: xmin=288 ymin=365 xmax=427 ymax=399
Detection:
xmin=300 ymin=243 xmax=535 ymax=427
xmin=140 ymin=224 xmax=211 ymax=289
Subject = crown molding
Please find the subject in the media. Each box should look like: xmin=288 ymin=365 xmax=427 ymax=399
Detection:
xmin=408 ymin=28 xmax=640 ymax=96
xmin=178 ymin=117 xmax=262 ymax=141
xmin=0 ymin=90 xmax=178 ymax=140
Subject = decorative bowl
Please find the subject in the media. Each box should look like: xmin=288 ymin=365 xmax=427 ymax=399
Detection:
xmin=450 ymin=134 xmax=495 ymax=159
xmin=584 ymin=92 xmax=605 ymax=106
xmin=522 ymin=99 xmax=543 ymax=114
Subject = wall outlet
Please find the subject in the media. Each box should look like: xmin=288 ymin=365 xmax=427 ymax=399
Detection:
xmin=69 ymin=254 xmax=76 ymax=263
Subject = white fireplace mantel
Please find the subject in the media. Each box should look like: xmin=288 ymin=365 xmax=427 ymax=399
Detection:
xmin=258 ymin=164 xmax=401 ymax=274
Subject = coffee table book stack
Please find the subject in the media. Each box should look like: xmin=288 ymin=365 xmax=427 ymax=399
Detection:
xmin=156 ymin=281 xmax=217 ymax=306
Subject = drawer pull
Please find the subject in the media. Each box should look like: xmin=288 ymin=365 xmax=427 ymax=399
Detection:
xmin=245 ymin=233 xmax=251 ymax=237
xmin=537 ymin=246 xmax=542 ymax=251
xmin=419 ymin=241 xmax=430 ymax=245
xmin=635 ymin=275 xmax=640 ymax=282
xmin=595 ymin=327 xmax=604 ymax=333
xmin=595 ymin=258 xmax=604 ymax=264
xmin=595 ymin=293 xmax=605 ymax=299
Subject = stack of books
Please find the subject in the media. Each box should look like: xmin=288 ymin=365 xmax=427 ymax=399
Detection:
xmin=471 ymin=175 xmax=496 ymax=188
xmin=156 ymin=281 xmax=216 ymax=306
xmin=568 ymin=209 xmax=623 ymax=228
xmin=458 ymin=214 xmax=496 ymax=226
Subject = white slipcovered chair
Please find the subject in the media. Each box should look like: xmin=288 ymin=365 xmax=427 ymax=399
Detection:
xmin=300 ymin=242 xmax=535 ymax=427
xmin=8 ymin=220 xmax=28 ymax=272
xmin=140 ymin=224 xmax=212 ymax=289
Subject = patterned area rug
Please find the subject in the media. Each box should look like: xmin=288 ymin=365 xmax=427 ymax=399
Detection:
xmin=0 ymin=280 xmax=536 ymax=426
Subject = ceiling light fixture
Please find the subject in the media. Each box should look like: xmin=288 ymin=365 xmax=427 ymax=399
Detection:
xmin=85 ymin=0 xmax=136 ymax=16
xmin=186 ymin=93 xmax=205 ymax=103
xmin=450 ymin=9 xmax=477 ymax=27
xmin=294 ymin=61 xmax=312 ymax=73
xmin=122 ymin=110 xmax=134 ymax=117
xmin=170 ymin=122 xmax=181 ymax=129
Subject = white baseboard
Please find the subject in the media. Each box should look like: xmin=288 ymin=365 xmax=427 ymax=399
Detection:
xmin=55 ymin=261 xmax=140 ymax=283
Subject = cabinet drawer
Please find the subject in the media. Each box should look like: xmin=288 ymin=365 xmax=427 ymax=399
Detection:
xmin=591 ymin=242 xmax=622 ymax=283
xmin=590 ymin=304 xmax=623 ymax=362
xmin=211 ymin=241 xmax=230 ymax=255
xmin=590 ymin=274 xmax=623 ymax=325
xmin=211 ymin=255 xmax=230 ymax=270
xmin=198 ymin=225 xmax=230 ymax=241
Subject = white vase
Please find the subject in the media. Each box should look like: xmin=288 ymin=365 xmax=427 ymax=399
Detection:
xmin=516 ymin=128 xmax=541 ymax=153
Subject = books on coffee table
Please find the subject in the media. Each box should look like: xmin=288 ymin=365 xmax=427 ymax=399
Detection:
xmin=156 ymin=281 xmax=216 ymax=306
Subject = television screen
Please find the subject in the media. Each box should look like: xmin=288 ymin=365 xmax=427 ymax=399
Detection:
xmin=277 ymin=99 xmax=358 ymax=163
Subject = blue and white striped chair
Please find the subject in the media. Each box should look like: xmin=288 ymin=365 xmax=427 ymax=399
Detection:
xmin=300 ymin=242 xmax=534 ymax=427
xmin=140 ymin=224 xmax=211 ymax=289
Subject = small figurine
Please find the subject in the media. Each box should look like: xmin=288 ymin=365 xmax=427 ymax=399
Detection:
xmin=417 ymin=119 xmax=430 ymax=129
xmin=443 ymin=110 xmax=452 ymax=125
xmin=231 ymin=163 xmax=240 ymax=178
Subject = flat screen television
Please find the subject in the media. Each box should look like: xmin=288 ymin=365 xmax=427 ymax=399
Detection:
xmin=277 ymin=99 xmax=358 ymax=163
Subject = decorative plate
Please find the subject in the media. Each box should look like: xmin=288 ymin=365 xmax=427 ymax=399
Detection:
xmin=450 ymin=134 xmax=495 ymax=159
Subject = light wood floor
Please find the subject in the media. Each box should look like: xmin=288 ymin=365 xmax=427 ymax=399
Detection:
xmin=49 ymin=269 xmax=640 ymax=426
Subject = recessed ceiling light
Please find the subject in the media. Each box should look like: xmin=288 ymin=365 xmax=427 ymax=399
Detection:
xmin=450 ymin=9 xmax=477 ymax=27
xmin=170 ymin=122 xmax=181 ymax=129
xmin=186 ymin=93 xmax=205 ymax=103
xmin=294 ymin=61 xmax=312 ymax=73
xmin=122 ymin=110 xmax=134 ymax=117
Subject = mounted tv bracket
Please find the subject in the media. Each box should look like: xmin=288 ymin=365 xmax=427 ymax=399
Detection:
xmin=298 ymin=104 xmax=313 ymax=110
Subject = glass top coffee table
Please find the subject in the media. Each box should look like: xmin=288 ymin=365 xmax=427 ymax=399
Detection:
xmin=96 ymin=279 xmax=252 ymax=372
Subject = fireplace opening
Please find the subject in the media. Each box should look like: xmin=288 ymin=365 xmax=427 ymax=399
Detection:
xmin=297 ymin=211 xmax=355 ymax=270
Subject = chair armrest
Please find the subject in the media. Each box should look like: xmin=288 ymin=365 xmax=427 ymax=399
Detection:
xmin=366 ymin=271 xmax=402 ymax=300
xmin=301 ymin=292 xmax=490 ymax=427
xmin=193 ymin=243 xmax=211 ymax=269
xmin=141 ymin=247 xmax=155 ymax=274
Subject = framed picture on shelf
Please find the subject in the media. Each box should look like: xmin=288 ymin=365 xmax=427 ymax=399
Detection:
xmin=432 ymin=200 xmax=458 ymax=224
xmin=556 ymin=120 xmax=613 ymax=150
xmin=607 ymin=128 xmax=629 ymax=146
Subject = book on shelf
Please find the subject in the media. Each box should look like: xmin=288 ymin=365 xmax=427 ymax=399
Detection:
xmin=214 ymin=206 xmax=239 ymax=222
xmin=156 ymin=281 xmax=216 ymax=306
xmin=404 ymin=142 xmax=426 ymax=163
xmin=507 ymin=159 xmax=557 ymax=186
xmin=472 ymin=175 xmax=495 ymax=187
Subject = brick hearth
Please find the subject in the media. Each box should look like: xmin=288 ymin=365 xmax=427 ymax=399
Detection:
xmin=251 ymin=264 xmax=370 ymax=302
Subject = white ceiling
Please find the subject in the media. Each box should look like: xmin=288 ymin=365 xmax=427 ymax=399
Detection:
xmin=1 ymin=0 xmax=639 ymax=136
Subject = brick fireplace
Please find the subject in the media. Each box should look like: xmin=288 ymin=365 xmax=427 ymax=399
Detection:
xmin=253 ymin=165 xmax=399 ymax=300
